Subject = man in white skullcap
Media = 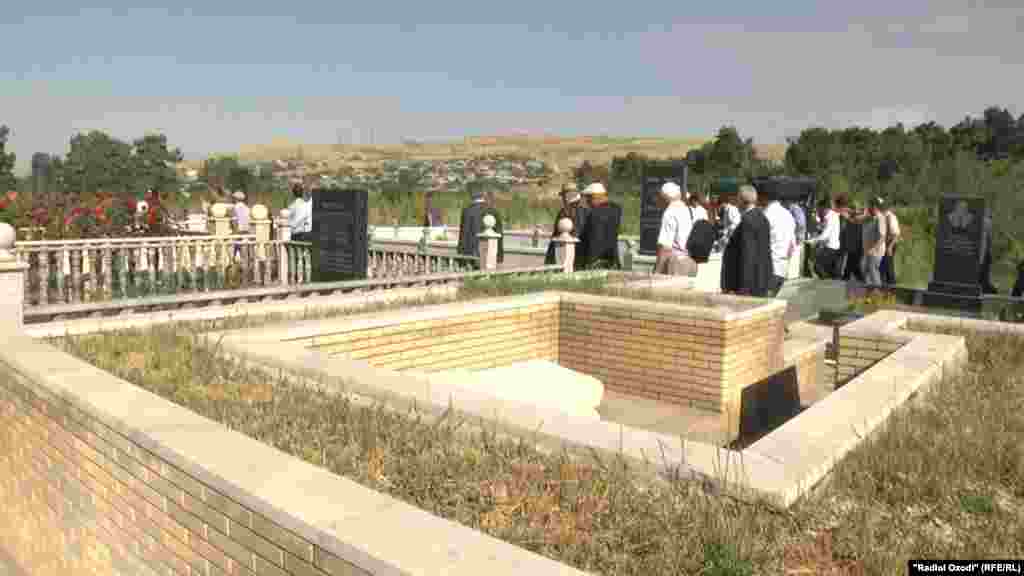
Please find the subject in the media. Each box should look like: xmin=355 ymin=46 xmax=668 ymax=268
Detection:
xmin=232 ymin=190 xmax=251 ymax=233
xmin=655 ymin=181 xmax=697 ymax=276
xmin=578 ymin=182 xmax=622 ymax=269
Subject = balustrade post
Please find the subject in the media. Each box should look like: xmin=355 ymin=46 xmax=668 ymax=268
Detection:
xmin=552 ymin=218 xmax=579 ymax=274
xmin=622 ymin=239 xmax=634 ymax=271
xmin=102 ymin=245 xmax=113 ymax=300
xmin=81 ymin=247 xmax=93 ymax=302
xmin=251 ymin=204 xmax=270 ymax=286
xmin=40 ymin=248 xmax=51 ymax=305
xmin=477 ymin=214 xmax=502 ymax=272
xmin=278 ymin=209 xmax=291 ymax=285
xmin=0 ymin=223 xmax=29 ymax=330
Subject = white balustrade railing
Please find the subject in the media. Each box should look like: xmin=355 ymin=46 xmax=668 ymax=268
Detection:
xmin=15 ymin=236 xmax=482 ymax=307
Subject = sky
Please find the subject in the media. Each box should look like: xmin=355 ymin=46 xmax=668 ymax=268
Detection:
xmin=2 ymin=0 xmax=1022 ymax=174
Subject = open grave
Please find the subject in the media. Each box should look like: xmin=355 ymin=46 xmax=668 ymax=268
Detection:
xmin=216 ymin=288 xmax=825 ymax=446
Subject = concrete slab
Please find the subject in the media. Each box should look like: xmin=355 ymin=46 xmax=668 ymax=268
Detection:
xmin=598 ymin=391 xmax=729 ymax=446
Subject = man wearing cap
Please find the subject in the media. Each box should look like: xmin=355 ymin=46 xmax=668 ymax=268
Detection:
xmin=457 ymin=188 xmax=486 ymax=258
xmin=721 ymin=184 xmax=773 ymax=295
xmin=545 ymin=183 xmax=589 ymax=266
xmin=578 ymin=182 xmax=622 ymax=269
xmin=654 ymin=181 xmax=697 ymax=276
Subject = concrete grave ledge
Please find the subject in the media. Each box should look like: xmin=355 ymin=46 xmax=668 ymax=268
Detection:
xmin=24 ymin=284 xmax=462 ymax=340
xmin=209 ymin=302 xmax=981 ymax=509
xmin=0 ymin=326 xmax=592 ymax=576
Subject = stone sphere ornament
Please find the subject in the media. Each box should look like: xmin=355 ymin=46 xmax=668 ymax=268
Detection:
xmin=211 ymin=203 xmax=229 ymax=218
xmin=557 ymin=217 xmax=574 ymax=236
xmin=137 ymin=200 xmax=150 ymax=215
xmin=0 ymin=222 xmax=15 ymax=257
xmin=482 ymin=214 xmax=496 ymax=231
xmin=251 ymin=204 xmax=268 ymax=220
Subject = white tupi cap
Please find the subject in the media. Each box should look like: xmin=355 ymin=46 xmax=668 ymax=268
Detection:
xmin=582 ymin=182 xmax=607 ymax=196
xmin=660 ymin=182 xmax=682 ymax=201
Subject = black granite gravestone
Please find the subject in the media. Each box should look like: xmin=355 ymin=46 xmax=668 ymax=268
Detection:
xmin=638 ymin=160 xmax=688 ymax=256
xmin=312 ymin=188 xmax=368 ymax=282
xmin=926 ymin=196 xmax=985 ymax=307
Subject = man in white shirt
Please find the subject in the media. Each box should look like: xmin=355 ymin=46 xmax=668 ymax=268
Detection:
xmin=879 ymin=198 xmax=901 ymax=286
xmin=655 ymin=182 xmax=697 ymax=276
xmin=807 ymin=195 xmax=844 ymax=278
xmin=759 ymin=187 xmax=796 ymax=295
xmin=287 ymin=183 xmax=312 ymax=242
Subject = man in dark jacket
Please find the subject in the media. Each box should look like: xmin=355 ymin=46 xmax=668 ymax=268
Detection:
xmin=841 ymin=202 xmax=866 ymax=282
xmin=545 ymin=182 xmax=589 ymax=266
xmin=578 ymin=182 xmax=622 ymax=269
xmin=457 ymin=189 xmax=485 ymax=257
xmin=721 ymin=185 xmax=773 ymax=296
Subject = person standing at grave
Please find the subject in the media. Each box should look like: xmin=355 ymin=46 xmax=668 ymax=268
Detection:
xmin=759 ymin=185 xmax=797 ymax=296
xmin=878 ymin=198 xmax=901 ymax=286
xmin=1012 ymin=260 xmax=1024 ymax=299
xmin=841 ymin=201 xmax=865 ymax=282
xmin=806 ymin=194 xmax=844 ymax=279
xmin=654 ymin=182 xmax=696 ymax=276
xmin=422 ymin=190 xmax=443 ymax=227
xmin=481 ymin=190 xmax=505 ymax=265
xmin=721 ymin=185 xmax=773 ymax=295
xmin=232 ymin=191 xmax=251 ymax=233
xmin=457 ymin=189 xmax=486 ymax=258
xmin=860 ymin=197 xmax=889 ymax=287
xmin=545 ymin=183 xmax=588 ymax=266
xmin=716 ymin=192 xmax=742 ymax=251
xmin=786 ymin=199 xmax=807 ymax=242
xmin=688 ymin=190 xmax=709 ymax=221
xmin=979 ymin=212 xmax=998 ymax=294
xmin=578 ymin=182 xmax=622 ymax=269
xmin=287 ymin=183 xmax=312 ymax=242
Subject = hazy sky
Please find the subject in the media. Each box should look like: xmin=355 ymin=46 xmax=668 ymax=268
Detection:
xmin=2 ymin=0 xmax=1022 ymax=173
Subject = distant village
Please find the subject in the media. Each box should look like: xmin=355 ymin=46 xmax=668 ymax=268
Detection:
xmin=179 ymin=154 xmax=553 ymax=191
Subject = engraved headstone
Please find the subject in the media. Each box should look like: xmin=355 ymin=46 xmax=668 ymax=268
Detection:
xmin=638 ymin=160 xmax=688 ymax=256
xmin=927 ymin=195 xmax=984 ymax=302
xmin=312 ymin=188 xmax=368 ymax=282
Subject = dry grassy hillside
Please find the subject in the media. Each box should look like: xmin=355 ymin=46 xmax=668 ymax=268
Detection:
xmin=185 ymin=135 xmax=787 ymax=177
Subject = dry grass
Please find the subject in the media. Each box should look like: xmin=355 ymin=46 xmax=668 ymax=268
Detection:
xmin=51 ymin=280 xmax=1024 ymax=575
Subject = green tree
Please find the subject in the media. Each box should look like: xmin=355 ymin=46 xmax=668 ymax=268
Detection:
xmin=59 ymin=131 xmax=136 ymax=196
xmin=132 ymin=133 xmax=183 ymax=200
xmin=0 ymin=125 xmax=16 ymax=193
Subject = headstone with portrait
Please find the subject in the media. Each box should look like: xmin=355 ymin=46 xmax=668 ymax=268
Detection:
xmin=638 ymin=160 xmax=688 ymax=256
xmin=927 ymin=195 xmax=984 ymax=303
xmin=311 ymin=188 xmax=369 ymax=282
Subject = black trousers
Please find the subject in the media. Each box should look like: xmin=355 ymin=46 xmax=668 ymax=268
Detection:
xmin=814 ymin=247 xmax=841 ymax=279
xmin=880 ymin=248 xmax=896 ymax=285
xmin=770 ymin=275 xmax=785 ymax=297
xmin=1013 ymin=266 xmax=1024 ymax=298
xmin=291 ymin=231 xmax=311 ymax=243
xmin=843 ymin=251 xmax=865 ymax=283
xmin=979 ymin=249 xmax=998 ymax=294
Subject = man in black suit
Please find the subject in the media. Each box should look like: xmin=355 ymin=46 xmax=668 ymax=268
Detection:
xmin=721 ymin=184 xmax=773 ymax=296
xmin=457 ymin=189 xmax=485 ymax=257
xmin=578 ymin=182 xmax=622 ymax=269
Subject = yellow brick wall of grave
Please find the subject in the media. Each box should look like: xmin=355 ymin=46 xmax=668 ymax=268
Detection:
xmin=0 ymin=366 xmax=371 ymax=576
xmin=834 ymin=334 xmax=904 ymax=388
xmin=557 ymin=302 xmax=726 ymax=412
xmin=558 ymin=302 xmax=785 ymax=416
xmin=311 ymin=302 xmax=559 ymax=373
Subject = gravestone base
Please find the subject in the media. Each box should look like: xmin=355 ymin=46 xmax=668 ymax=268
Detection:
xmin=925 ymin=281 xmax=983 ymax=312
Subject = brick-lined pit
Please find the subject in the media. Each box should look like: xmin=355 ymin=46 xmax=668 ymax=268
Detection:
xmin=310 ymin=301 xmax=559 ymax=372
xmin=305 ymin=292 xmax=787 ymax=440
xmin=0 ymin=366 xmax=367 ymax=576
